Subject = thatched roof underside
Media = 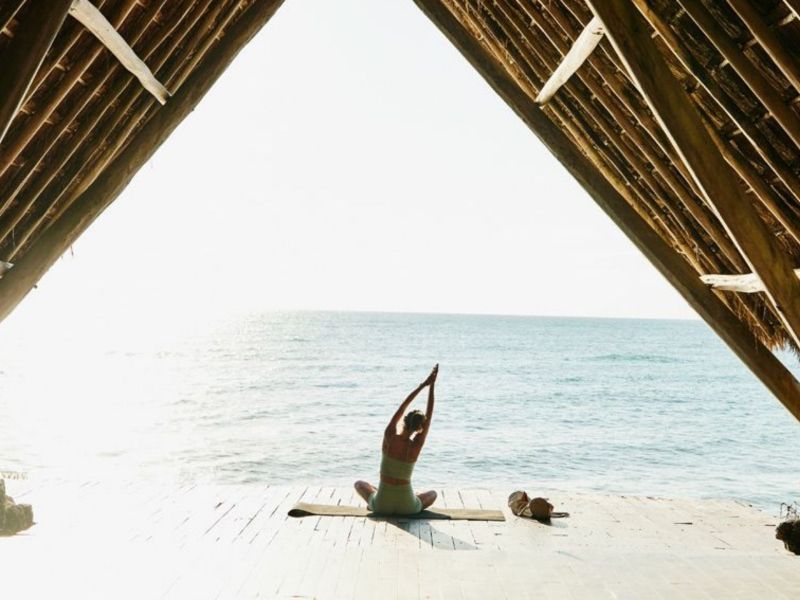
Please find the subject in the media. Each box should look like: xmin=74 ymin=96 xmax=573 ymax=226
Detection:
xmin=1 ymin=0 xmax=800 ymax=417
xmin=421 ymin=0 xmax=800 ymax=351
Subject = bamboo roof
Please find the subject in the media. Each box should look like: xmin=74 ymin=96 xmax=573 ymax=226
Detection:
xmin=1 ymin=1 xmax=800 ymax=418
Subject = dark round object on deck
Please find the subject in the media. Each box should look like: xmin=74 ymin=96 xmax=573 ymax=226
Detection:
xmin=775 ymin=519 xmax=800 ymax=555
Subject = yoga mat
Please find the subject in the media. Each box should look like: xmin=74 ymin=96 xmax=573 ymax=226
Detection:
xmin=288 ymin=502 xmax=505 ymax=521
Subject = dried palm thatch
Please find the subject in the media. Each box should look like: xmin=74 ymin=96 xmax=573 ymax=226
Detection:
xmin=0 ymin=1 xmax=800 ymax=419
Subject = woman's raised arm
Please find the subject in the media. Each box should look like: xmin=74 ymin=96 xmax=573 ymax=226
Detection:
xmin=386 ymin=365 xmax=439 ymax=435
xmin=424 ymin=365 xmax=437 ymax=425
xmin=386 ymin=381 xmax=425 ymax=434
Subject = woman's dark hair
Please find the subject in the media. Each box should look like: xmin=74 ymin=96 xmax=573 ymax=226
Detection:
xmin=403 ymin=409 xmax=426 ymax=433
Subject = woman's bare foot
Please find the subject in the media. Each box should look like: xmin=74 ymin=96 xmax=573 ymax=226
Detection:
xmin=417 ymin=490 xmax=437 ymax=510
xmin=354 ymin=480 xmax=376 ymax=503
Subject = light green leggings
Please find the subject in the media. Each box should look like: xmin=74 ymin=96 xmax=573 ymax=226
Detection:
xmin=368 ymin=453 xmax=423 ymax=515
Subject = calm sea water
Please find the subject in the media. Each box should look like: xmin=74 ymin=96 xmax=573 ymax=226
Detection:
xmin=1 ymin=311 xmax=799 ymax=510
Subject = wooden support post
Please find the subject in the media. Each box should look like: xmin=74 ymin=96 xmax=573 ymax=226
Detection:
xmin=0 ymin=0 xmax=286 ymax=323
xmin=412 ymin=0 xmax=800 ymax=420
xmin=535 ymin=16 xmax=604 ymax=105
xmin=0 ymin=0 xmax=73 ymax=144
xmin=586 ymin=0 xmax=800 ymax=350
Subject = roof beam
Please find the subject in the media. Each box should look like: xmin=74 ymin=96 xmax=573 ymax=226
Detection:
xmin=412 ymin=0 xmax=800 ymax=420
xmin=68 ymin=0 xmax=170 ymax=104
xmin=0 ymin=0 xmax=73 ymax=145
xmin=535 ymin=16 xmax=604 ymax=105
xmin=585 ymin=1 xmax=800 ymax=349
xmin=0 ymin=0 xmax=286 ymax=324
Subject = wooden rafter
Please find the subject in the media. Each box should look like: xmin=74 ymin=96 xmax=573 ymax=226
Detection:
xmin=586 ymin=0 xmax=800 ymax=350
xmin=676 ymin=0 xmax=800 ymax=151
xmin=630 ymin=0 xmax=800 ymax=248
xmin=535 ymin=16 xmax=604 ymax=105
xmin=0 ymin=1 xmax=25 ymax=34
xmin=412 ymin=0 xmax=800 ymax=419
xmin=0 ymin=0 xmax=73 ymax=144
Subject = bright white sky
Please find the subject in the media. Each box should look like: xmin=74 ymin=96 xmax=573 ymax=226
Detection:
xmin=4 ymin=0 xmax=696 ymax=340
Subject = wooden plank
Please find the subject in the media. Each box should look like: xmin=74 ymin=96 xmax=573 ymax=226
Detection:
xmin=535 ymin=15 xmax=604 ymax=104
xmin=0 ymin=0 xmax=287 ymax=324
xmin=587 ymin=0 xmax=800 ymax=352
xmin=410 ymin=0 xmax=800 ymax=421
xmin=0 ymin=0 xmax=73 ymax=144
xmin=68 ymin=0 xmax=169 ymax=103
xmin=701 ymin=270 xmax=800 ymax=294
xmin=8 ymin=484 xmax=800 ymax=598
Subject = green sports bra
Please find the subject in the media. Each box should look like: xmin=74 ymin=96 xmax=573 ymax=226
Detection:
xmin=379 ymin=452 xmax=416 ymax=481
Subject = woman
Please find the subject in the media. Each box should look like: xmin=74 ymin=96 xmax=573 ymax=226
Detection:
xmin=355 ymin=364 xmax=438 ymax=514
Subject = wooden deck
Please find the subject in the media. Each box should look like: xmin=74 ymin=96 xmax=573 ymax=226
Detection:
xmin=1 ymin=480 xmax=798 ymax=599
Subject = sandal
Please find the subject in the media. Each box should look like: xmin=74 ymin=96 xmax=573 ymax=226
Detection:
xmin=508 ymin=490 xmax=570 ymax=521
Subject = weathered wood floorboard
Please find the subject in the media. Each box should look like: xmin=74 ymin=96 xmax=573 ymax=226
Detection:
xmin=1 ymin=480 xmax=798 ymax=599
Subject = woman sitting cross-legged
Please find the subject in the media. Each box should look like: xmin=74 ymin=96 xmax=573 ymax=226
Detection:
xmin=355 ymin=364 xmax=438 ymax=515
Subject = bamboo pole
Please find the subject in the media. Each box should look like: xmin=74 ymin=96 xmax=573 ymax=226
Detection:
xmin=26 ymin=0 xmax=112 ymax=100
xmin=676 ymin=0 xmax=800 ymax=150
xmin=630 ymin=0 xmax=800 ymax=228
xmin=412 ymin=0 xmax=800 ymax=419
xmin=0 ymin=0 xmax=25 ymax=33
xmin=0 ymin=0 xmax=73 ymax=144
xmin=0 ymin=0 xmax=287 ymax=323
xmin=727 ymin=0 xmax=800 ymax=94
xmin=587 ymin=0 xmax=800 ymax=350
xmin=783 ymin=0 xmax=800 ymax=22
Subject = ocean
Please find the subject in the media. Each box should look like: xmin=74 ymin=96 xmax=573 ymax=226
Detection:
xmin=1 ymin=311 xmax=798 ymax=511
